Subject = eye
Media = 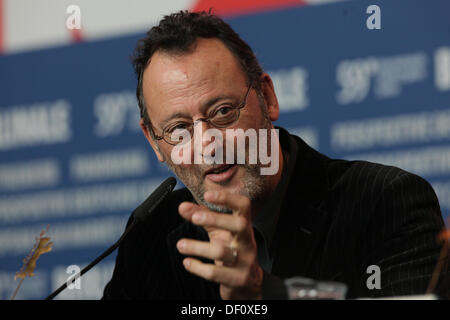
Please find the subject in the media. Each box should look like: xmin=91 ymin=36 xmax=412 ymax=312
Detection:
xmin=210 ymin=104 xmax=238 ymax=127
xmin=166 ymin=122 xmax=190 ymax=134
xmin=214 ymin=105 xmax=233 ymax=117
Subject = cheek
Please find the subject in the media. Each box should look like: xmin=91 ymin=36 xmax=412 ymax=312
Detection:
xmin=242 ymin=111 xmax=266 ymax=130
xmin=234 ymin=108 xmax=257 ymax=129
xmin=162 ymin=144 xmax=195 ymax=165
xmin=163 ymin=147 xmax=197 ymax=171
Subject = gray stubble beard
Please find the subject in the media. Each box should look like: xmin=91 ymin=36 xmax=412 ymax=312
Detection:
xmin=165 ymin=160 xmax=269 ymax=214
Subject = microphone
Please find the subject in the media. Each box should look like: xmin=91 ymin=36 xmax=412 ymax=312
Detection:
xmin=45 ymin=177 xmax=177 ymax=300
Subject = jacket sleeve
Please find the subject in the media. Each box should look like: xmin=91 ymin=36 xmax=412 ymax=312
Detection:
xmin=102 ymin=214 xmax=136 ymax=299
xmin=355 ymin=172 xmax=449 ymax=299
xmin=261 ymin=272 xmax=288 ymax=299
xmin=102 ymin=209 xmax=179 ymax=300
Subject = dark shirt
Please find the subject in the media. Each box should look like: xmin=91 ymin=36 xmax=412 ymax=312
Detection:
xmin=252 ymin=127 xmax=297 ymax=273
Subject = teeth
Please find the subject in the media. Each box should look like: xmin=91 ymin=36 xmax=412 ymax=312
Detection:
xmin=211 ymin=166 xmax=229 ymax=174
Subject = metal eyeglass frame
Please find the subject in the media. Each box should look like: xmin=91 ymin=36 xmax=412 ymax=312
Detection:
xmin=150 ymin=82 xmax=253 ymax=146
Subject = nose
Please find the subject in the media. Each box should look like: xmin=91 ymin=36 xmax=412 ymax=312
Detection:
xmin=192 ymin=121 xmax=225 ymax=164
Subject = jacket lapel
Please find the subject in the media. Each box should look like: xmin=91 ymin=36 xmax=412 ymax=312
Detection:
xmin=272 ymin=135 xmax=331 ymax=278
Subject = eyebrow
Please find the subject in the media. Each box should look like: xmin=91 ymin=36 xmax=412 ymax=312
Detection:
xmin=159 ymin=112 xmax=191 ymax=129
xmin=159 ymin=94 xmax=236 ymax=128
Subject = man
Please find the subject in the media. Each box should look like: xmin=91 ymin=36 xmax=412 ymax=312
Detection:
xmin=102 ymin=11 xmax=449 ymax=300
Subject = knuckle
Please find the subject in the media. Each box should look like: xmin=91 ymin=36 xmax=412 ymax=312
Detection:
xmin=236 ymin=216 xmax=248 ymax=232
xmin=215 ymin=245 xmax=226 ymax=260
xmin=205 ymin=267 xmax=217 ymax=281
xmin=241 ymin=197 xmax=251 ymax=209
xmin=236 ymin=273 xmax=248 ymax=287
xmin=203 ymin=211 xmax=213 ymax=224
xmin=249 ymin=251 xmax=258 ymax=262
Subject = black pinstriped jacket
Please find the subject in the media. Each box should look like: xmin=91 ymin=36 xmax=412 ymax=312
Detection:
xmin=103 ymin=128 xmax=449 ymax=299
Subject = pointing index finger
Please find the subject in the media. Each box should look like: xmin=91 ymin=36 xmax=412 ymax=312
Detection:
xmin=204 ymin=191 xmax=251 ymax=217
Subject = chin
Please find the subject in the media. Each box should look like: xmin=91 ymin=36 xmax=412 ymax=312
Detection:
xmin=209 ymin=183 xmax=243 ymax=197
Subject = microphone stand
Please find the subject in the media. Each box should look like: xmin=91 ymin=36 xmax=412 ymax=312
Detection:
xmin=45 ymin=219 xmax=137 ymax=300
xmin=45 ymin=177 xmax=176 ymax=300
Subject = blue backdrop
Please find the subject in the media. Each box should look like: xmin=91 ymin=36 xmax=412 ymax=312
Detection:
xmin=1 ymin=0 xmax=449 ymax=299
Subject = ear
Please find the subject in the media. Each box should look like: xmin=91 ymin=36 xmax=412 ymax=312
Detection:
xmin=260 ymin=73 xmax=280 ymax=122
xmin=140 ymin=119 xmax=165 ymax=162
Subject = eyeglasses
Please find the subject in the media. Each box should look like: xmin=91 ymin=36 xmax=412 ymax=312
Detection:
xmin=151 ymin=83 xmax=253 ymax=146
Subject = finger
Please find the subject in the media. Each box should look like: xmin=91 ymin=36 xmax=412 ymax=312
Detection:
xmin=183 ymin=257 xmax=244 ymax=287
xmin=177 ymin=238 xmax=236 ymax=263
xmin=203 ymin=191 xmax=251 ymax=216
xmin=178 ymin=201 xmax=202 ymax=221
xmin=179 ymin=201 xmax=248 ymax=234
xmin=191 ymin=209 xmax=248 ymax=234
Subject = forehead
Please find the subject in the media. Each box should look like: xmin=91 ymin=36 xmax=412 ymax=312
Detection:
xmin=142 ymin=38 xmax=247 ymax=120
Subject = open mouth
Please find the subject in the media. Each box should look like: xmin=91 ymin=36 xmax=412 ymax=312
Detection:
xmin=204 ymin=164 xmax=233 ymax=175
xmin=204 ymin=164 xmax=237 ymax=183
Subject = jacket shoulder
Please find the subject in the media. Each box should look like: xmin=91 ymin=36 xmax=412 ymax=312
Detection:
xmin=327 ymin=158 xmax=416 ymax=195
xmin=126 ymin=186 xmax=192 ymax=230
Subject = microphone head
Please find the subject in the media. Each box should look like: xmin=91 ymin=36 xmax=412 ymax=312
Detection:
xmin=133 ymin=177 xmax=177 ymax=222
